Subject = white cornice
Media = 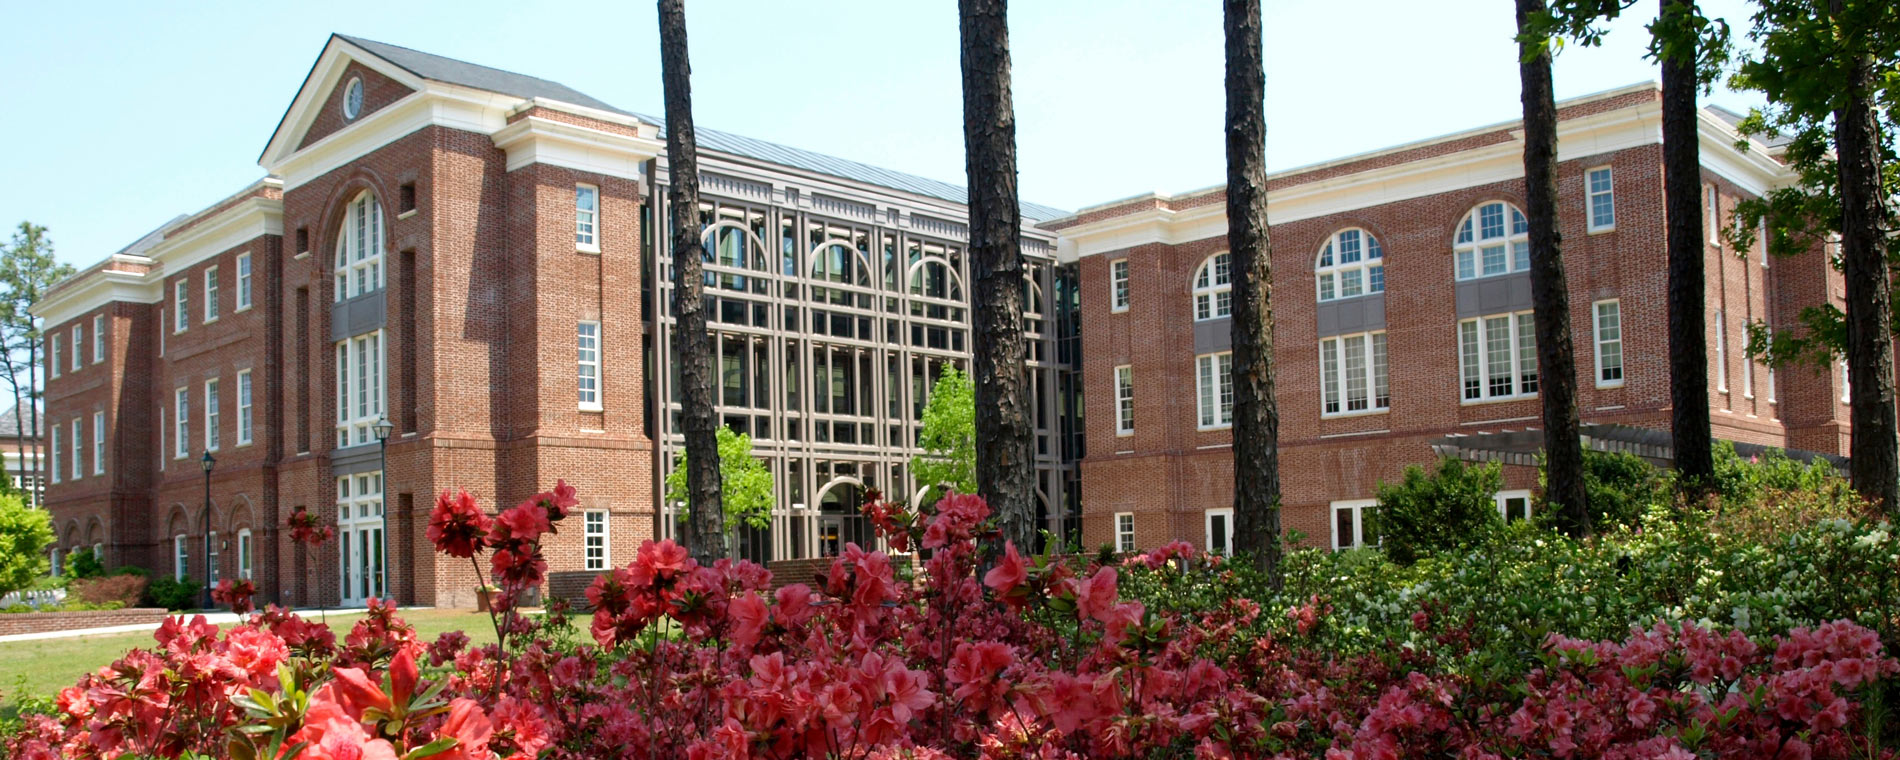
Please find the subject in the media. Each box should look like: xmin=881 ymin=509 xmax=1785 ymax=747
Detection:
xmin=268 ymin=85 xmax=516 ymax=190
xmin=146 ymin=196 xmax=283 ymax=274
xmin=30 ymin=268 xmax=161 ymax=329
xmin=259 ymin=38 xmax=429 ymax=169
xmin=491 ymin=115 xmax=664 ymax=181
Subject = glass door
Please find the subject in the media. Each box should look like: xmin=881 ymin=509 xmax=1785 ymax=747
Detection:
xmin=337 ymin=473 xmax=385 ymax=606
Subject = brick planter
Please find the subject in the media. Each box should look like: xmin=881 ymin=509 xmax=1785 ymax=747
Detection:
xmin=0 ymin=608 xmax=173 ymax=637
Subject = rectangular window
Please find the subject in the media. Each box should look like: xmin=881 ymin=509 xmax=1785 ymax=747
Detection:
xmin=1332 ymin=499 xmax=1377 ymax=550
xmin=205 ymin=378 xmax=221 ymax=452
xmin=1110 ymin=259 xmax=1130 ymax=312
xmin=336 ymin=331 xmax=385 ymax=447
xmin=576 ymin=184 xmax=599 ymax=251
xmin=92 ymin=315 xmax=104 ymax=363
xmin=175 ymin=279 xmax=189 ymax=332
xmin=578 ymin=321 xmax=602 ymax=410
xmin=238 ymin=529 xmax=252 ymax=580
xmin=174 ymin=535 xmax=187 ymax=582
xmin=92 ymin=412 xmax=104 ymax=475
xmin=236 ymin=253 xmax=253 ymax=311
xmin=1594 ymin=300 xmax=1623 ymax=386
xmin=1586 ymin=166 xmax=1615 ymax=231
xmin=204 ymin=265 xmax=220 ymax=323
xmin=1114 ymin=365 xmax=1134 ymax=436
xmin=207 ymin=531 xmax=219 ymax=584
xmin=49 ymin=334 xmax=60 ymax=379
xmin=1320 ymin=331 xmax=1390 ymax=416
xmin=1196 ymin=352 xmax=1234 ymax=428
xmin=175 ymin=387 xmax=189 ymax=458
xmin=238 ymin=370 xmax=253 ymax=445
xmin=1115 ymin=512 xmax=1135 ymax=553
xmin=1744 ymin=354 xmax=1756 ymax=399
xmin=70 ymin=326 xmax=81 ymax=370
xmin=49 ymin=425 xmax=59 ymax=484
xmin=1204 ymin=508 xmax=1233 ymax=556
xmin=1714 ymin=309 xmax=1728 ymax=392
xmin=585 ymin=510 xmax=609 ymax=571
xmin=1705 ymin=185 xmax=1720 ymax=246
xmin=1458 ymin=311 xmax=1538 ymax=401
xmin=1496 ymin=490 xmax=1533 ymax=522
xmin=70 ymin=418 xmax=80 ymax=480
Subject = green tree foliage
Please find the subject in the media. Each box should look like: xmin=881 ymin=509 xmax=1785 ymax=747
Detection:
xmin=909 ymin=365 xmax=976 ymax=502
xmin=0 ymin=493 xmax=54 ymax=597
xmin=1541 ymin=450 xmax=1671 ymax=530
xmin=0 ymin=222 xmax=75 ymax=507
xmin=1374 ymin=458 xmax=1504 ymax=565
xmin=666 ymin=426 xmax=773 ymax=536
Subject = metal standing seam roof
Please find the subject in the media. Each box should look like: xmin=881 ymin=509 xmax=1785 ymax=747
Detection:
xmin=336 ymin=34 xmax=1068 ymax=222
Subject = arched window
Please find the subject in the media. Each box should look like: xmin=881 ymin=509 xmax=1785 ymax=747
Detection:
xmin=334 ymin=191 xmax=384 ymax=302
xmin=1453 ymin=201 xmax=1529 ymax=281
xmin=1191 ymin=252 xmax=1232 ymax=321
xmin=1316 ymin=228 xmax=1384 ymax=302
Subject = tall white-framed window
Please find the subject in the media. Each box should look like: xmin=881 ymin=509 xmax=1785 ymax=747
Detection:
xmin=237 ymin=370 xmax=254 ymax=445
xmin=576 ymin=184 xmax=600 ymax=252
xmin=336 ymin=472 xmax=385 ymax=603
xmin=1320 ymin=331 xmax=1390 ymax=416
xmin=174 ymin=279 xmax=189 ymax=333
xmin=1496 ymin=490 xmax=1533 ymax=522
xmin=1705 ymin=185 xmax=1720 ymax=245
xmin=335 ymin=191 xmax=385 ymax=302
xmin=49 ymin=547 xmax=61 ymax=578
xmin=1204 ymin=507 xmax=1234 ymax=556
xmin=49 ymin=334 xmax=60 ymax=379
xmin=174 ymin=387 xmax=190 ymax=458
xmin=70 ymin=326 xmax=81 ymax=370
xmin=1453 ymin=201 xmax=1530 ymax=280
xmin=236 ymin=253 xmax=253 ymax=311
xmin=205 ymin=378 xmax=221 ymax=452
xmin=1744 ymin=353 xmax=1756 ymax=399
xmin=1586 ymin=167 xmax=1615 ymax=232
xmin=585 ymin=510 xmax=609 ymax=571
xmin=92 ymin=412 xmax=104 ymax=475
xmin=92 ymin=315 xmax=104 ymax=363
xmin=1196 ymin=352 xmax=1234 ymax=429
xmin=1458 ymin=311 xmax=1538 ymax=401
xmin=173 ymin=534 xmax=187 ymax=582
xmin=1714 ymin=309 xmax=1728 ymax=392
xmin=49 ymin=425 xmax=59 ymax=484
xmin=69 ymin=418 xmax=80 ymax=481
xmin=1759 ymin=217 xmax=1770 ymax=267
xmin=336 ymin=331 xmax=384 ymax=448
xmin=1191 ymin=252 xmax=1232 ymax=321
xmin=1332 ymin=499 xmax=1377 ymax=550
xmin=237 ymin=529 xmax=252 ymax=580
xmin=1113 ymin=365 xmax=1134 ymax=436
xmin=91 ymin=543 xmax=101 ymax=561
xmin=207 ymin=531 xmax=219 ymax=584
xmin=1114 ymin=512 xmax=1135 ymax=553
xmin=1315 ymin=228 xmax=1384 ymax=302
xmin=1110 ymin=259 xmax=1130 ymax=312
xmin=578 ymin=321 xmax=602 ymax=410
xmin=203 ymin=265 xmax=220 ymax=323
xmin=1842 ymin=360 xmax=1851 ymax=403
xmin=1594 ymin=300 xmax=1623 ymax=387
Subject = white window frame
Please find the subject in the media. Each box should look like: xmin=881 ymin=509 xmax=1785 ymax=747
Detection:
xmin=1842 ymin=360 xmax=1851 ymax=404
xmin=1495 ymin=489 xmax=1534 ymax=522
xmin=203 ymin=265 xmax=220 ymax=323
xmin=1593 ymin=300 xmax=1624 ymax=388
xmin=1191 ymin=252 xmax=1232 ymax=321
xmin=174 ymin=279 xmax=189 ymax=333
xmin=69 ymin=418 xmax=80 ymax=481
xmin=1113 ymin=365 xmax=1134 ymax=436
xmin=336 ymin=472 xmax=386 ymax=601
xmin=92 ymin=315 xmax=104 ymax=363
xmin=70 ymin=326 xmax=81 ymax=371
xmin=1453 ymin=201 xmax=1531 ymax=281
xmin=207 ymin=531 xmax=219 ymax=584
xmin=1204 ymin=507 xmax=1234 ymax=556
xmin=578 ymin=321 xmax=602 ymax=411
xmin=174 ymin=386 xmax=189 ymax=459
xmin=237 ymin=370 xmax=253 ymax=445
xmin=49 ymin=334 xmax=60 ymax=379
xmin=236 ymin=252 xmax=253 ymax=311
xmin=1320 ymin=331 xmax=1390 ymax=417
xmin=1332 ymin=499 xmax=1377 ymax=550
xmin=1705 ymin=185 xmax=1720 ymax=246
xmin=49 ymin=424 xmax=59 ymax=484
xmin=1586 ymin=166 xmax=1615 ymax=232
xmin=205 ymin=378 xmax=221 ymax=452
xmin=92 ymin=412 xmax=104 ymax=475
xmin=91 ymin=543 xmax=101 ymax=561
xmin=1714 ymin=309 xmax=1728 ymax=392
xmin=1196 ymin=352 xmax=1234 ymax=429
xmin=1458 ymin=310 xmax=1539 ymax=402
xmin=173 ymin=534 xmax=187 ymax=582
xmin=335 ymin=191 xmax=385 ymax=302
xmin=1114 ymin=512 xmax=1135 ymax=553
xmin=50 ymin=548 xmax=62 ymax=578
xmin=1743 ymin=353 xmax=1755 ymax=399
xmin=1109 ymin=259 xmax=1130 ymax=312
xmin=1314 ymin=228 xmax=1385 ymax=303
xmin=336 ymin=330 xmax=385 ymax=448
xmin=584 ymin=510 xmax=609 ymax=571
xmin=237 ymin=528 xmax=252 ymax=580
xmin=576 ymin=184 xmax=600 ymax=253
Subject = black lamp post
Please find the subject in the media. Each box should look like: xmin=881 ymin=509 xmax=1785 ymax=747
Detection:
xmin=200 ymin=450 xmax=215 ymax=610
xmin=374 ymin=417 xmax=393 ymax=604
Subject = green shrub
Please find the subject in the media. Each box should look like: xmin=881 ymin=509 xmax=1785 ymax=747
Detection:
xmin=0 ymin=495 xmax=54 ymax=598
xmin=65 ymin=550 xmax=104 ymax=581
xmin=143 ymin=576 xmax=201 ymax=611
xmin=1374 ymin=457 xmax=1503 ymax=564
xmin=1574 ymin=450 xmax=1670 ymax=530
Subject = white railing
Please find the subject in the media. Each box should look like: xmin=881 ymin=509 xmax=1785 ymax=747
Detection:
xmin=0 ymin=588 xmax=67 ymax=609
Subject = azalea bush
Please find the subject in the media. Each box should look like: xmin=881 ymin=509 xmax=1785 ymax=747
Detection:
xmin=7 ymin=480 xmax=1900 ymax=759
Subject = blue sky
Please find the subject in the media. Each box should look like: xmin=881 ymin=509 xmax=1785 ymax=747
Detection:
xmin=0 ymin=0 xmax=1766 ymax=269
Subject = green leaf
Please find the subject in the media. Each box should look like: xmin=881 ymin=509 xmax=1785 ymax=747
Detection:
xmin=403 ymin=737 xmax=461 ymax=760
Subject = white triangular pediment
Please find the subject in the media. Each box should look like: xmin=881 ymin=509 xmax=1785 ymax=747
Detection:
xmin=257 ymin=36 xmax=427 ymax=171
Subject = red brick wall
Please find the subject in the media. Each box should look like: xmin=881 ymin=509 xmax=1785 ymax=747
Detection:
xmin=0 ymin=608 xmax=172 ymax=637
xmin=298 ymin=61 xmax=415 ymax=151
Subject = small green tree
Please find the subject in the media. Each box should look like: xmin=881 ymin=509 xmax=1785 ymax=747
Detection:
xmin=1375 ymin=458 xmax=1504 ymax=565
xmin=0 ymin=493 xmax=54 ymax=597
xmin=1542 ymin=450 xmax=1670 ymax=531
xmin=666 ymin=427 xmax=773 ymax=536
xmin=910 ymin=365 xmax=976 ymax=503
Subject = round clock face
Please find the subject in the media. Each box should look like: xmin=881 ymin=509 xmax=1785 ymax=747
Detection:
xmin=344 ymin=78 xmax=364 ymax=120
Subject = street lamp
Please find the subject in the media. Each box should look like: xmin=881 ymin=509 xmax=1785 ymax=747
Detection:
xmin=200 ymin=451 xmax=215 ymax=610
xmin=374 ymin=417 xmax=393 ymax=605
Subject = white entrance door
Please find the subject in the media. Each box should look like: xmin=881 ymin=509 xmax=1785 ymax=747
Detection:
xmin=338 ymin=472 xmax=385 ymax=606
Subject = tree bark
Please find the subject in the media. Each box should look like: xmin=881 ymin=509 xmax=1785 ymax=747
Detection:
xmin=1832 ymin=4 xmax=1899 ymax=516
xmin=9 ymin=371 xmax=26 ymax=506
xmin=659 ymin=0 xmax=725 ymax=561
xmin=1225 ymin=0 xmax=1283 ymax=584
xmin=1517 ymin=0 xmax=1590 ymax=535
xmin=959 ymin=0 xmax=1036 ymax=553
xmin=1660 ymin=0 xmax=1714 ymax=492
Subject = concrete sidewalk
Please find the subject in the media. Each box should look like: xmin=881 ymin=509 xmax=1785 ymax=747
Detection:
xmin=0 ymin=606 xmax=431 ymax=644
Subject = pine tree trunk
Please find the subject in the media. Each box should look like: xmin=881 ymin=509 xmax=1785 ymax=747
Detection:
xmin=1832 ymin=12 xmax=1899 ymax=516
xmin=1660 ymin=0 xmax=1714 ymax=492
xmin=959 ymin=0 xmax=1036 ymax=553
xmin=659 ymin=0 xmax=725 ymax=562
xmin=10 ymin=373 xmax=26 ymax=506
xmin=1225 ymin=0 xmax=1283 ymax=584
xmin=1517 ymin=0 xmax=1589 ymax=535
xmin=26 ymin=337 xmax=40 ymax=508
